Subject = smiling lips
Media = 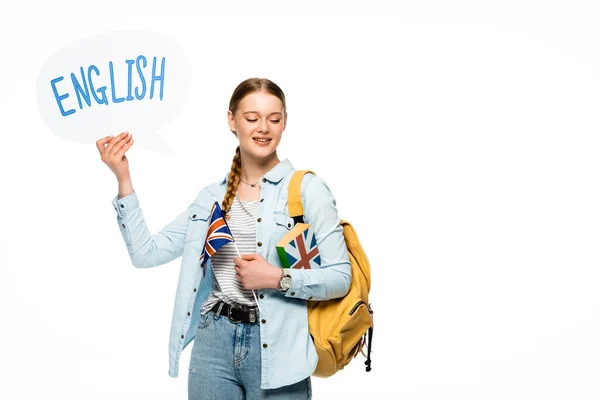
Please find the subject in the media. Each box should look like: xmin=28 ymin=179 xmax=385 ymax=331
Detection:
xmin=253 ymin=137 xmax=271 ymax=144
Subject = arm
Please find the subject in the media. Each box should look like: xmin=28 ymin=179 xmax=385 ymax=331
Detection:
xmin=112 ymin=191 xmax=192 ymax=268
xmin=282 ymin=174 xmax=352 ymax=301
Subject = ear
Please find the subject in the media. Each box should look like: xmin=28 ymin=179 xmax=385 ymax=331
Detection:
xmin=282 ymin=112 xmax=288 ymax=131
xmin=227 ymin=110 xmax=236 ymax=134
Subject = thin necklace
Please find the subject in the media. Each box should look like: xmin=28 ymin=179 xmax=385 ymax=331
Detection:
xmin=240 ymin=178 xmax=259 ymax=187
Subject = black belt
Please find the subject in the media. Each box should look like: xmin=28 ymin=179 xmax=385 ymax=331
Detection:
xmin=211 ymin=301 xmax=258 ymax=323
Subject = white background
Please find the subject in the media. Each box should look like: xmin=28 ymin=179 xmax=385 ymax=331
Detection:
xmin=2 ymin=2 xmax=600 ymax=399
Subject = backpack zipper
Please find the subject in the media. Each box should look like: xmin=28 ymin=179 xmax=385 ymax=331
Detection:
xmin=349 ymin=300 xmax=366 ymax=315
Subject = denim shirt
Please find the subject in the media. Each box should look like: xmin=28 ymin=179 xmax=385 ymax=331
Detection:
xmin=111 ymin=158 xmax=351 ymax=389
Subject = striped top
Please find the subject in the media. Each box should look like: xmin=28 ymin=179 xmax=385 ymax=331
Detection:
xmin=200 ymin=193 xmax=258 ymax=314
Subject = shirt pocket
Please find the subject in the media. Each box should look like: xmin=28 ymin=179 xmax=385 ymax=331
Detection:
xmin=185 ymin=204 xmax=211 ymax=242
xmin=274 ymin=210 xmax=295 ymax=231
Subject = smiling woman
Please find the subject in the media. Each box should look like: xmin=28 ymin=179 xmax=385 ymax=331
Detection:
xmin=97 ymin=77 xmax=351 ymax=400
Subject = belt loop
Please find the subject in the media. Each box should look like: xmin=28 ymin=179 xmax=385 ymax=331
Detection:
xmin=215 ymin=302 xmax=225 ymax=319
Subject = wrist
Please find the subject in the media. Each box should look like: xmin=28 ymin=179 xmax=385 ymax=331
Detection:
xmin=273 ymin=267 xmax=284 ymax=289
xmin=117 ymin=177 xmax=134 ymax=199
xmin=276 ymin=269 xmax=292 ymax=292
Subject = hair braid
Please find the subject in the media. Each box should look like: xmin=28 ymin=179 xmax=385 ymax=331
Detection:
xmin=221 ymin=146 xmax=242 ymax=220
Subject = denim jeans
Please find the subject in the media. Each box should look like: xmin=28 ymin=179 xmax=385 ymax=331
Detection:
xmin=188 ymin=310 xmax=312 ymax=399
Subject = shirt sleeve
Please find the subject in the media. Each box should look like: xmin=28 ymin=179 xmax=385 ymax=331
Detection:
xmin=111 ymin=191 xmax=193 ymax=268
xmin=282 ymin=174 xmax=352 ymax=300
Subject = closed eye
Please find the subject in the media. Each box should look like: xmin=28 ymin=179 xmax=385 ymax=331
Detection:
xmin=246 ymin=119 xmax=280 ymax=123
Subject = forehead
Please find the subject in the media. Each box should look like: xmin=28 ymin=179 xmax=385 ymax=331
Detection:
xmin=238 ymin=91 xmax=283 ymax=114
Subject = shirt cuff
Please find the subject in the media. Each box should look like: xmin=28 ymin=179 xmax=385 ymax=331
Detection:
xmin=283 ymin=268 xmax=306 ymax=299
xmin=111 ymin=191 xmax=138 ymax=218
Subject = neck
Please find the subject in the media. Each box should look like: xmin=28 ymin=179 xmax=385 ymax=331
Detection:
xmin=239 ymin=151 xmax=280 ymax=183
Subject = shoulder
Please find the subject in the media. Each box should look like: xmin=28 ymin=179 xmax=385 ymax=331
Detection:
xmin=302 ymin=173 xmax=332 ymax=196
xmin=300 ymin=172 xmax=337 ymax=209
xmin=191 ymin=175 xmax=227 ymax=207
xmin=279 ymin=169 xmax=334 ymax=196
xmin=280 ymin=169 xmax=330 ymax=192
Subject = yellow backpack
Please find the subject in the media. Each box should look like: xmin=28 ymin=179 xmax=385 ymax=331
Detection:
xmin=288 ymin=170 xmax=374 ymax=377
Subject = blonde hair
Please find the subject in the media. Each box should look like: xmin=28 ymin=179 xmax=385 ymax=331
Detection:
xmin=221 ymin=78 xmax=287 ymax=220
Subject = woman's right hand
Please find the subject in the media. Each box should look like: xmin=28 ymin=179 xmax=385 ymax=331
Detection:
xmin=96 ymin=131 xmax=134 ymax=181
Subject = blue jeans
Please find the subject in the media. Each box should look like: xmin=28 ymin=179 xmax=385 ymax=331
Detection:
xmin=188 ymin=310 xmax=312 ymax=399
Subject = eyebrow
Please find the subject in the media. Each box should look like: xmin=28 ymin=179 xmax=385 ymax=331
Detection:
xmin=242 ymin=111 xmax=282 ymax=116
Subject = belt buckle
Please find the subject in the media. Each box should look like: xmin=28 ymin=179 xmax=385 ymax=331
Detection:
xmin=227 ymin=304 xmax=243 ymax=323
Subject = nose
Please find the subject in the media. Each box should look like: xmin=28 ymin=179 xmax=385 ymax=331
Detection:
xmin=258 ymin=118 xmax=269 ymax=133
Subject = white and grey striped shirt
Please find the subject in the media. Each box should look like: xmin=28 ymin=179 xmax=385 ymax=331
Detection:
xmin=200 ymin=193 xmax=258 ymax=314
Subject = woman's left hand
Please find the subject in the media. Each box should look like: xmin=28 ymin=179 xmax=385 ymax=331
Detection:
xmin=234 ymin=254 xmax=282 ymax=290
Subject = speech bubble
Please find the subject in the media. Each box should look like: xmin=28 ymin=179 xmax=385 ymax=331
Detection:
xmin=36 ymin=30 xmax=191 ymax=154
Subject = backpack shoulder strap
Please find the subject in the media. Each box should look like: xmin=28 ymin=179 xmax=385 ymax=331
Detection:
xmin=288 ymin=169 xmax=315 ymax=224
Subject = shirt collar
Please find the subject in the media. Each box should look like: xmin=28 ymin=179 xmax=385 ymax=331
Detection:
xmin=220 ymin=158 xmax=294 ymax=186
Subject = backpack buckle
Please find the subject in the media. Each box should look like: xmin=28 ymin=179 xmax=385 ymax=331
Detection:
xmin=292 ymin=215 xmax=304 ymax=226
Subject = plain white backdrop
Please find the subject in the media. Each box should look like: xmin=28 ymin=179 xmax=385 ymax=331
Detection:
xmin=2 ymin=2 xmax=600 ymax=399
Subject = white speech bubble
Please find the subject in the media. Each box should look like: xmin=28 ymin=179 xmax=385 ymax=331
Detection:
xmin=36 ymin=30 xmax=191 ymax=154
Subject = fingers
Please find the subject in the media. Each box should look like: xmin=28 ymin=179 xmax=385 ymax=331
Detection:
xmin=95 ymin=135 xmax=113 ymax=154
xmin=112 ymin=134 xmax=134 ymax=159
xmin=234 ymin=265 xmax=242 ymax=282
xmin=116 ymin=136 xmax=134 ymax=159
xmin=107 ymin=132 xmax=131 ymax=156
xmin=240 ymin=253 xmax=258 ymax=261
xmin=104 ymin=131 xmax=129 ymax=155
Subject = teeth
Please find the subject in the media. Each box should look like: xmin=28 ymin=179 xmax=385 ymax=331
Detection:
xmin=254 ymin=138 xmax=269 ymax=143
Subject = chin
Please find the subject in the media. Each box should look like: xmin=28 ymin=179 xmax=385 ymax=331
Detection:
xmin=252 ymin=150 xmax=276 ymax=160
xmin=245 ymin=143 xmax=275 ymax=153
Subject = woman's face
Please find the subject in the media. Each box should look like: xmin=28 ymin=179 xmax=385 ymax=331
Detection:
xmin=228 ymin=90 xmax=286 ymax=162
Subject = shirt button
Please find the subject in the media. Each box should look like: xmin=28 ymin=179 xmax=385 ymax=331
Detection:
xmin=192 ymin=214 xmax=196 ymax=218
xmin=122 ymin=224 xmax=126 ymax=228
xmin=257 ymin=242 xmax=262 ymax=247
xmin=260 ymin=199 xmax=264 ymax=202
xmin=120 ymin=204 xmax=124 ymax=208
xmin=263 ymin=343 xmax=268 ymax=348
xmin=193 ymin=288 xmax=197 ymax=292
xmin=261 ymin=319 xmax=266 ymax=324
xmin=290 ymin=292 xmax=296 ymax=296
xmin=262 ymin=178 xmax=267 ymax=183
xmin=257 ymin=218 xmax=262 ymax=222
xmin=259 ymin=294 xmax=264 ymax=299
xmin=181 ymin=335 xmax=184 ymax=339
xmin=308 ymin=297 xmax=313 ymax=300
xmin=187 ymin=312 xmax=191 ymax=316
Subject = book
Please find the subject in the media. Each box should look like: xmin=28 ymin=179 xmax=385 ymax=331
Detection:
xmin=275 ymin=223 xmax=321 ymax=269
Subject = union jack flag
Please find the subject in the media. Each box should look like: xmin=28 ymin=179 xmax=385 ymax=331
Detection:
xmin=276 ymin=223 xmax=321 ymax=270
xmin=199 ymin=201 xmax=234 ymax=277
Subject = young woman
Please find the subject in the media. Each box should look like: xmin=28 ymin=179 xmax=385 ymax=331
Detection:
xmin=96 ymin=78 xmax=351 ymax=399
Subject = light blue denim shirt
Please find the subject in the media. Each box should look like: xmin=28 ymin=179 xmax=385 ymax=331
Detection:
xmin=111 ymin=158 xmax=351 ymax=389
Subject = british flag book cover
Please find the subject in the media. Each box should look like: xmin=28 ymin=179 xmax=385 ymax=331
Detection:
xmin=275 ymin=223 xmax=321 ymax=269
